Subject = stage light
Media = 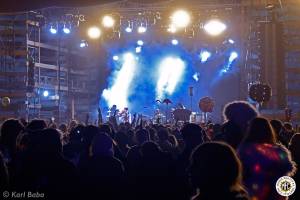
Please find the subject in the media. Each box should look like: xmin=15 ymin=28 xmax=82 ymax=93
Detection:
xmin=113 ymin=55 xmax=119 ymax=61
xmin=102 ymin=15 xmax=115 ymax=28
xmin=221 ymin=69 xmax=228 ymax=73
xmin=43 ymin=90 xmax=49 ymax=97
xmin=125 ymin=26 xmax=132 ymax=33
xmin=220 ymin=51 xmax=238 ymax=75
xmin=193 ymin=73 xmax=199 ymax=82
xmin=136 ymin=47 xmax=142 ymax=53
xmin=124 ymin=53 xmax=134 ymax=60
xmin=138 ymin=26 xmax=147 ymax=33
xmin=171 ymin=10 xmax=191 ymax=28
xmin=171 ymin=39 xmax=179 ymax=45
xmin=167 ymin=24 xmax=177 ymax=33
xmin=49 ymin=26 xmax=57 ymax=34
xmin=200 ymin=51 xmax=211 ymax=63
xmin=87 ymin=26 xmax=101 ymax=39
xmin=63 ymin=26 xmax=71 ymax=34
xmin=156 ymin=57 xmax=186 ymax=99
xmin=102 ymin=52 xmax=137 ymax=109
xmin=204 ymin=20 xmax=227 ymax=36
xmin=229 ymin=51 xmax=238 ymax=62
xmin=79 ymin=40 xmax=88 ymax=48
xmin=228 ymin=39 xmax=235 ymax=44
xmin=137 ymin=40 xmax=144 ymax=46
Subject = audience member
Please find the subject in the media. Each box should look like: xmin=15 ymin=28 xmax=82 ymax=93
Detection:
xmin=1 ymin=99 xmax=300 ymax=200
xmin=190 ymin=142 xmax=249 ymax=200
xmin=239 ymin=117 xmax=296 ymax=200
xmin=80 ymin=132 xmax=124 ymax=200
xmin=0 ymin=119 xmax=24 ymax=162
xmin=289 ymin=133 xmax=300 ymax=200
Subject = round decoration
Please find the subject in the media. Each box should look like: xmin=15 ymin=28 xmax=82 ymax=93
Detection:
xmin=249 ymin=83 xmax=272 ymax=103
xmin=1 ymin=97 xmax=11 ymax=107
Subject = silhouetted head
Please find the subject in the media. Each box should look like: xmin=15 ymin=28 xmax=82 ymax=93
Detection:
xmin=26 ymin=119 xmax=47 ymax=131
xmin=83 ymin=125 xmax=100 ymax=148
xmin=283 ymin=122 xmax=294 ymax=132
xmin=244 ymin=117 xmax=276 ymax=144
xmin=115 ymin=131 xmax=128 ymax=147
xmin=90 ymin=132 xmax=113 ymax=157
xmin=68 ymin=120 xmax=78 ymax=132
xmin=223 ymin=101 xmax=258 ymax=132
xmin=270 ymin=119 xmax=283 ymax=137
xmin=181 ymin=123 xmax=204 ymax=147
xmin=37 ymin=128 xmax=62 ymax=155
xmin=141 ymin=141 xmax=161 ymax=158
xmin=99 ymin=124 xmax=113 ymax=138
xmin=220 ymin=121 xmax=243 ymax=149
xmin=69 ymin=124 xmax=84 ymax=142
xmin=59 ymin=123 xmax=68 ymax=133
xmin=0 ymin=119 xmax=24 ymax=155
xmin=157 ymin=127 xmax=169 ymax=141
xmin=135 ymin=129 xmax=150 ymax=145
xmin=148 ymin=128 xmax=158 ymax=141
xmin=190 ymin=142 xmax=242 ymax=191
xmin=289 ymin=133 xmax=300 ymax=165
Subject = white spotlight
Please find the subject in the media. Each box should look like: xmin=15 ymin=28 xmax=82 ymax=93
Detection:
xmin=136 ymin=47 xmax=142 ymax=53
xmin=87 ymin=26 xmax=101 ymax=39
xmin=43 ymin=90 xmax=49 ymax=97
xmin=125 ymin=27 xmax=132 ymax=33
xmin=137 ymin=40 xmax=144 ymax=46
xmin=113 ymin=55 xmax=119 ymax=61
xmin=171 ymin=39 xmax=179 ymax=45
xmin=63 ymin=26 xmax=71 ymax=34
xmin=204 ymin=20 xmax=227 ymax=36
xmin=102 ymin=15 xmax=115 ymax=28
xmin=171 ymin=10 xmax=191 ymax=28
xmin=102 ymin=52 xmax=137 ymax=109
xmin=193 ymin=73 xmax=200 ymax=82
xmin=167 ymin=24 xmax=177 ymax=33
xmin=200 ymin=51 xmax=211 ymax=63
xmin=80 ymin=40 xmax=88 ymax=48
xmin=228 ymin=39 xmax=235 ymax=44
xmin=138 ymin=26 xmax=147 ymax=33
xmin=229 ymin=51 xmax=238 ymax=62
xmin=124 ymin=53 xmax=134 ymax=60
xmin=156 ymin=57 xmax=186 ymax=99
xmin=49 ymin=26 xmax=57 ymax=34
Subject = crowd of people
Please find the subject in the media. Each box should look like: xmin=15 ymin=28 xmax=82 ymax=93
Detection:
xmin=0 ymin=100 xmax=299 ymax=200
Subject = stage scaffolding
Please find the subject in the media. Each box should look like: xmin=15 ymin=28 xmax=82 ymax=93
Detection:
xmin=0 ymin=11 xmax=99 ymax=123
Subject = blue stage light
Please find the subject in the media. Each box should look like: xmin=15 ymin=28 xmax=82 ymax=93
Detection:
xmin=156 ymin=57 xmax=186 ymax=99
xmin=193 ymin=73 xmax=199 ymax=82
xmin=200 ymin=51 xmax=211 ymax=63
xmin=229 ymin=51 xmax=238 ymax=62
xmin=228 ymin=39 xmax=235 ymax=44
xmin=113 ymin=55 xmax=119 ymax=61
xmin=50 ymin=27 xmax=57 ymax=34
xmin=125 ymin=27 xmax=132 ymax=33
xmin=137 ymin=40 xmax=144 ymax=46
xmin=171 ymin=39 xmax=179 ymax=45
xmin=43 ymin=90 xmax=49 ymax=97
xmin=138 ymin=26 xmax=147 ymax=33
xmin=80 ymin=40 xmax=88 ymax=48
xmin=63 ymin=27 xmax=71 ymax=34
xmin=136 ymin=47 xmax=142 ymax=53
xmin=102 ymin=52 xmax=137 ymax=109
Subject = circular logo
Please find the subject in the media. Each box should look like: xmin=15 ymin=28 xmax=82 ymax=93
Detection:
xmin=276 ymin=176 xmax=296 ymax=197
